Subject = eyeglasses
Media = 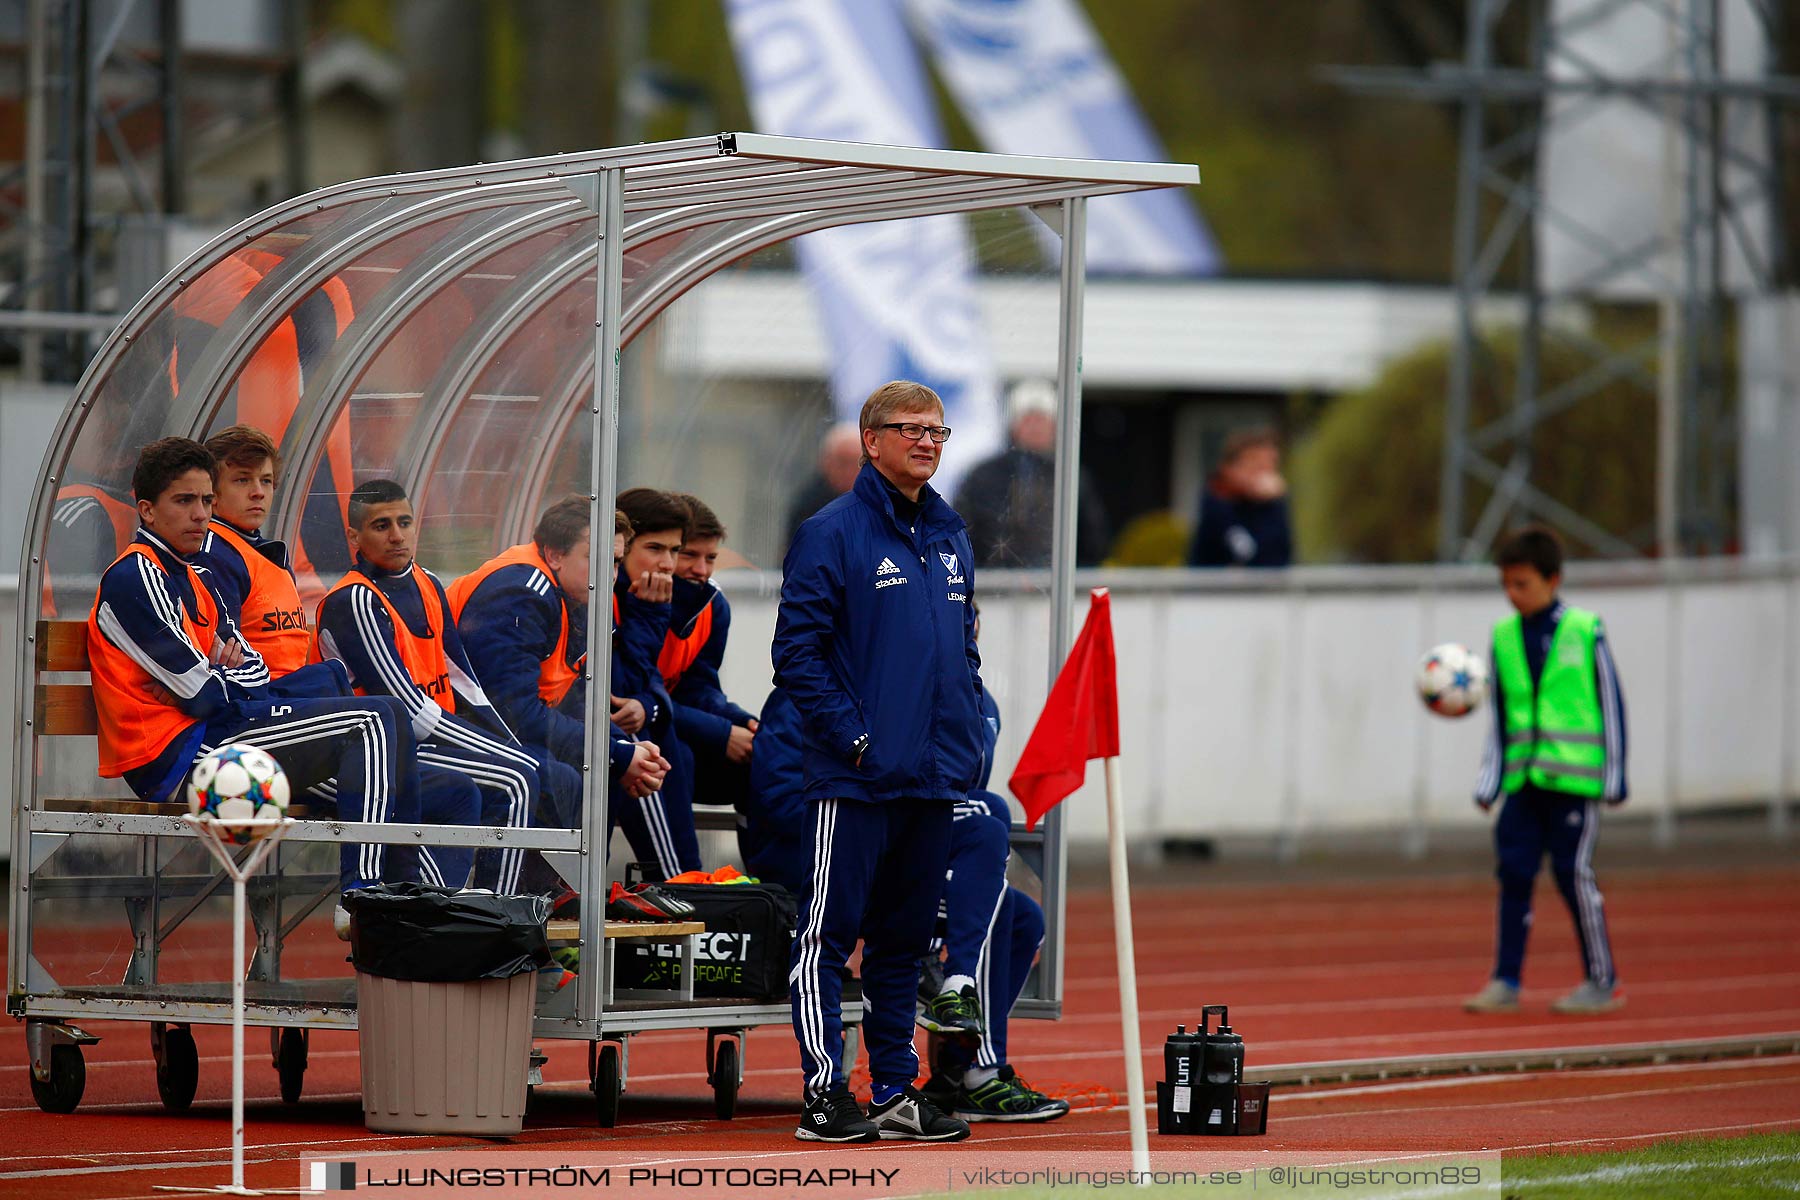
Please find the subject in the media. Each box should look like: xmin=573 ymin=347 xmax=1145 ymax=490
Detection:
xmin=879 ymin=422 xmax=953 ymax=443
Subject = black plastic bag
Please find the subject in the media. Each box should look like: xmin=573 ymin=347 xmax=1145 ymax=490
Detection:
xmin=344 ymin=884 xmax=552 ymax=982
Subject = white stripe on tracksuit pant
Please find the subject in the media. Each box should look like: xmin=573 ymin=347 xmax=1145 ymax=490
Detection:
xmin=789 ymin=796 xmax=953 ymax=1101
xmin=199 ymin=695 xmax=419 ymax=891
xmin=416 ymin=710 xmax=540 ymax=894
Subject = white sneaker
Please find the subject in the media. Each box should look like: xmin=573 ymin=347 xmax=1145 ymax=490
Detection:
xmin=1551 ymin=981 xmax=1623 ymax=1014
xmin=332 ymin=904 xmax=351 ymax=942
xmin=1462 ymin=979 xmax=1519 ymax=1013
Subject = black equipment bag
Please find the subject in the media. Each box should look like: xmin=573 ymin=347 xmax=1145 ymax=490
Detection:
xmin=612 ymin=878 xmax=797 ymax=999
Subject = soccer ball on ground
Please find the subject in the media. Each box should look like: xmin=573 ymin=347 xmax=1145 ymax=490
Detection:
xmin=186 ymin=744 xmax=290 ymax=844
xmin=1416 ymin=643 xmax=1489 ymax=719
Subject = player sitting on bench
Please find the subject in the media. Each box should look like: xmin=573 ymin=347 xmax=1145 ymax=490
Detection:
xmin=611 ymin=487 xmax=699 ymax=878
xmin=195 ymin=425 xmax=311 ymax=678
xmin=662 ymin=494 xmax=757 ymax=816
xmin=87 ymin=437 xmax=432 ymax=897
xmin=450 ymin=499 xmax=667 ymax=827
xmin=312 ymin=479 xmax=552 ymax=896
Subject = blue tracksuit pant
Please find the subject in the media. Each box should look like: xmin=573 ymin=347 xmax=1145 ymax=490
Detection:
xmin=791 ymin=796 xmax=952 ymax=1100
xmin=616 ymin=727 xmax=701 ymax=880
xmin=200 ymin=694 xmax=435 ymax=892
xmin=1493 ymin=784 xmax=1617 ymax=989
xmin=740 ymin=787 xmax=811 ymax=894
xmin=940 ymin=790 xmax=1043 ymax=1071
xmin=518 ymin=744 xmax=584 ymax=831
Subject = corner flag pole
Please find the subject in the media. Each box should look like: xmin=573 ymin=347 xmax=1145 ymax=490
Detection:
xmin=1104 ymin=755 xmax=1150 ymax=1175
xmin=1011 ymin=587 xmax=1144 ymax=1173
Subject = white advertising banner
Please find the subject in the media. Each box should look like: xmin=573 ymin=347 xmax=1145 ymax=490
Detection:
xmin=906 ymin=0 xmax=1221 ymax=276
xmin=724 ymin=0 xmax=1003 ymax=490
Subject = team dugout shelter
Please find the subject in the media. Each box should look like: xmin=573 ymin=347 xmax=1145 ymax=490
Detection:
xmin=9 ymin=134 xmax=1200 ymax=1105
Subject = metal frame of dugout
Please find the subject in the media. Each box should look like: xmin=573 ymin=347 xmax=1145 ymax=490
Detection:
xmin=8 ymin=132 xmax=1200 ymax=1122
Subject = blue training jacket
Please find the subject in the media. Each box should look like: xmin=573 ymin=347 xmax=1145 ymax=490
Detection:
xmin=772 ymin=462 xmax=986 ymax=804
xmin=449 ymin=561 xmax=641 ymax=780
xmin=669 ymin=577 xmax=756 ymax=756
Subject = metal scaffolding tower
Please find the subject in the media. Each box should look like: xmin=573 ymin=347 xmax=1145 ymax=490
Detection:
xmin=4 ymin=0 xmax=305 ymax=383
xmin=1336 ymin=0 xmax=1799 ymax=561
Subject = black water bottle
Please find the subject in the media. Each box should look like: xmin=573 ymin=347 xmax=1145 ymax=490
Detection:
xmin=1203 ymin=1004 xmax=1245 ymax=1085
xmin=1164 ymin=1024 xmax=1196 ymax=1088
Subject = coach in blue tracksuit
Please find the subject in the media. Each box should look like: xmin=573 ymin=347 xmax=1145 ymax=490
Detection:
xmin=776 ymin=380 xmax=984 ymax=1145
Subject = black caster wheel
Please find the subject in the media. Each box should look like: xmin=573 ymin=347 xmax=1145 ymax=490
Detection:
xmin=155 ymin=1025 xmax=199 ymax=1112
xmin=594 ymin=1043 xmax=622 ymax=1128
xmin=710 ymin=1039 xmax=739 ymax=1121
xmin=31 ymin=1044 xmax=86 ymax=1115
xmin=276 ymin=1028 xmax=308 ymax=1105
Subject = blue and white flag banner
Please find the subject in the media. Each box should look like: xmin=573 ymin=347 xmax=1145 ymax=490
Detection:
xmin=725 ymin=0 xmax=1004 ymax=493
xmin=906 ymin=0 xmax=1221 ymax=276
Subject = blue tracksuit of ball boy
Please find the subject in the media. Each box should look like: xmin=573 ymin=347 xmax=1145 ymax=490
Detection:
xmin=1474 ymin=597 xmax=1627 ymax=989
xmin=774 ymin=462 xmax=986 ymax=1102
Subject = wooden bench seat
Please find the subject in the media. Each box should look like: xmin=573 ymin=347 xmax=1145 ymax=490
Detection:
xmin=545 ymin=919 xmax=705 ymax=944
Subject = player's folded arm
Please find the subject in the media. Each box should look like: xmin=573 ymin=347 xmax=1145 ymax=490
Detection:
xmin=94 ymin=564 xmax=234 ymax=719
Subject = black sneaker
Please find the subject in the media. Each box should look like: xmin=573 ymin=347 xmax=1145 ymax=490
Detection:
xmin=795 ymin=1085 xmax=878 ymax=1143
xmin=868 ymin=1086 xmax=971 ymax=1141
xmin=955 ymin=1066 xmax=1071 ymax=1122
xmin=549 ymin=886 xmax=580 ymax=920
xmin=604 ymin=881 xmax=695 ymax=921
xmin=917 ymin=984 xmax=983 ymax=1036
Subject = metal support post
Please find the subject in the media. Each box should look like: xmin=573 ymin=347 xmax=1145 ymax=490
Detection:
xmin=1037 ymin=194 xmax=1086 ymax=1015
xmin=578 ymin=167 xmax=626 ymax=1033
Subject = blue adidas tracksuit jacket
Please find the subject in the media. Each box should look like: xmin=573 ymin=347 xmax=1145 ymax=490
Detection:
xmin=776 ymin=462 xmax=987 ymax=1100
xmin=454 ymin=561 xmax=636 ymax=782
xmin=772 ymin=463 xmax=986 ymax=804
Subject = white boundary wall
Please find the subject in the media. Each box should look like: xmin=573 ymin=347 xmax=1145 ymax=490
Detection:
xmin=710 ymin=560 xmax=1799 ymax=847
xmin=8 ymin=559 xmax=1794 ymax=857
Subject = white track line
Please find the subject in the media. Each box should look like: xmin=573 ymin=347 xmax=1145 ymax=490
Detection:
xmin=10 ymin=1071 xmax=1797 ymax=1183
xmin=1050 ymin=974 xmax=1800 ymax=1025
xmin=1274 ymin=1054 xmax=1800 ymax=1101
xmin=1503 ymin=1117 xmax=1800 ymax=1152
xmin=1056 ymin=913 xmax=1800 ymax=955
xmin=1269 ymin=1071 xmax=1800 ymax=1123
xmin=1515 ymin=1153 xmax=1800 ymax=1191
xmin=1062 ymin=939 xmax=1799 ymax=990
xmin=1003 ymin=1015 xmax=1800 ymax=1068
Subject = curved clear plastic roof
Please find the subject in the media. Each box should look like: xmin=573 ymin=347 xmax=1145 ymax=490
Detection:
xmin=13 ymin=134 xmax=1198 ymax=1029
xmin=26 ymin=132 xmax=1197 ymax=601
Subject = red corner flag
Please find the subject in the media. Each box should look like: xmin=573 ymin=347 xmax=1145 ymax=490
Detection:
xmin=1009 ymin=588 xmax=1120 ymax=831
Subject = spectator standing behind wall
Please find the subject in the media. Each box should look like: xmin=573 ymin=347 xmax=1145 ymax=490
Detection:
xmin=955 ymin=380 xmax=1109 ymax=568
xmin=1187 ymin=427 xmax=1293 ymax=568
xmin=785 ymin=423 xmax=864 ymax=549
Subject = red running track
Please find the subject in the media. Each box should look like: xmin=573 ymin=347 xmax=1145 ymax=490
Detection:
xmin=2 ymin=862 xmax=1796 ymax=1198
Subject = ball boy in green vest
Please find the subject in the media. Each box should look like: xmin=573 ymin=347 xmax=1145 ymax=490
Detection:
xmin=1465 ymin=525 xmax=1627 ymax=1016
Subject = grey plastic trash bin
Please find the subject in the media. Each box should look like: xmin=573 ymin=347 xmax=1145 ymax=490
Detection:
xmin=357 ymin=970 xmax=535 ymax=1135
xmin=344 ymin=885 xmax=552 ymax=1136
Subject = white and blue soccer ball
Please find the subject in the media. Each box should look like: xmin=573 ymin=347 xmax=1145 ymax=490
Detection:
xmin=187 ymin=744 xmax=289 ymax=844
xmin=1416 ymin=643 xmax=1489 ymax=719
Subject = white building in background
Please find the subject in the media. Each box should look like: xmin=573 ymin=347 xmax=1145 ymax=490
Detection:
xmin=648 ymin=271 xmax=1582 ymax=569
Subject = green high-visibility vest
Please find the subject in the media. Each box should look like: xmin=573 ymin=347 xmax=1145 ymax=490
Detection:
xmin=1492 ymin=606 xmax=1606 ymax=798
